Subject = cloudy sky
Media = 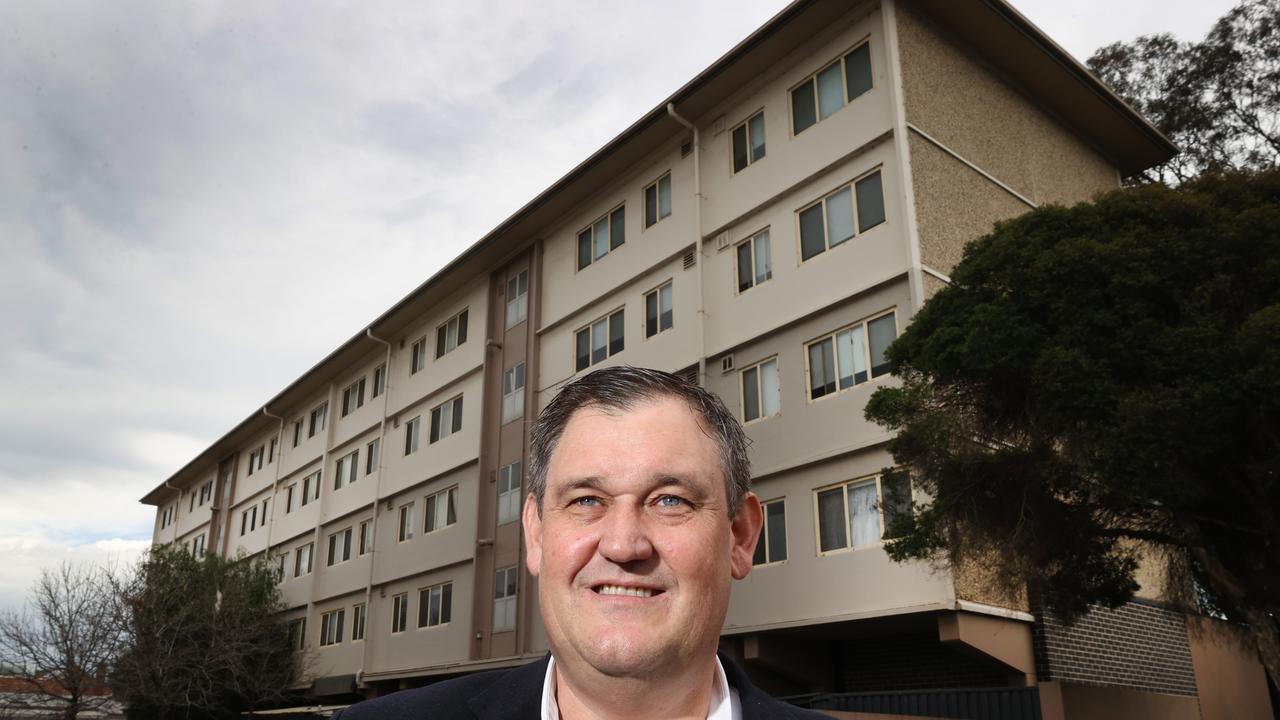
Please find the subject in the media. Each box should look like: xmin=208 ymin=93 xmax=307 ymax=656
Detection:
xmin=0 ymin=0 xmax=1235 ymax=611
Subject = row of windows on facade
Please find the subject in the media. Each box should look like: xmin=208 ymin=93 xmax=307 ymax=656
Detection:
xmin=160 ymin=478 xmax=216 ymax=529
xmin=288 ymin=563 xmax=520 ymax=652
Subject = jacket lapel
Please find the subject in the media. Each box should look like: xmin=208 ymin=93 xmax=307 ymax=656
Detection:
xmin=467 ymin=654 xmax=550 ymax=720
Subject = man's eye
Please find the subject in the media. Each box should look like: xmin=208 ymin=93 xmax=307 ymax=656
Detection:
xmin=655 ymin=495 xmax=686 ymax=508
xmin=572 ymin=496 xmax=600 ymax=507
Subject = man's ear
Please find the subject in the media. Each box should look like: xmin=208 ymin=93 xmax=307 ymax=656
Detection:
xmin=730 ymin=492 xmax=763 ymax=580
xmin=523 ymin=493 xmax=543 ymax=577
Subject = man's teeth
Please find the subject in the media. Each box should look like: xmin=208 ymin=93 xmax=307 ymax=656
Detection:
xmin=596 ymin=584 xmax=655 ymax=597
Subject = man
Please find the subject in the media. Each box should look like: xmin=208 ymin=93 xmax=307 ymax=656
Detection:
xmin=337 ymin=367 xmax=830 ymax=719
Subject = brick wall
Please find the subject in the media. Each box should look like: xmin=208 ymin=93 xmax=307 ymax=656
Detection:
xmin=1032 ymin=600 xmax=1198 ymax=696
xmin=841 ymin=633 xmax=1010 ymax=692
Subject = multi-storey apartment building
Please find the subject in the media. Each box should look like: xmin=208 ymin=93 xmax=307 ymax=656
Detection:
xmin=141 ymin=1 xmax=1274 ymax=717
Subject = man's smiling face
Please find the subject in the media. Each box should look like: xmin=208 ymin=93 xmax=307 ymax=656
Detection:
xmin=523 ymin=395 xmax=759 ymax=680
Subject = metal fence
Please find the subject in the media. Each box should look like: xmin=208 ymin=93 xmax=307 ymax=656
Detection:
xmin=804 ymin=686 xmax=1042 ymax=720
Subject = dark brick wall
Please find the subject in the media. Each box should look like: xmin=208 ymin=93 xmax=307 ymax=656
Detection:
xmin=841 ymin=633 xmax=1010 ymax=692
xmin=1032 ymin=600 xmax=1197 ymax=696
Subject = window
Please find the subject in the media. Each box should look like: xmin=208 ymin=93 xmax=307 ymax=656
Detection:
xmin=501 ymin=363 xmax=525 ymax=424
xmin=574 ymin=309 xmax=625 ymax=372
xmin=189 ymin=492 xmax=195 ymax=513
xmin=261 ymin=498 xmax=269 ymax=524
xmin=284 ymin=484 xmax=296 ymax=513
xmin=404 ymin=416 xmax=421 ymax=455
xmin=497 ymin=461 xmax=521 ymax=525
xmin=806 ymin=312 xmax=897 ymax=400
xmin=292 ymin=419 xmax=303 ymax=447
xmin=736 ymin=229 xmax=772 ymax=293
xmin=320 ymin=609 xmax=345 ymax=647
xmin=505 ymin=270 xmax=528 ymax=329
xmin=268 ymin=437 xmax=277 ymax=463
xmin=275 ymin=554 xmax=286 ymax=583
xmin=327 ymin=527 xmax=352 ymax=566
xmin=358 ymin=520 xmax=373 ymax=556
xmin=247 ymin=446 xmax=264 ymax=476
xmin=752 ymin=499 xmax=788 ymax=565
xmin=644 ymin=173 xmax=672 ymax=228
xmin=418 ymin=583 xmax=453 ymax=628
xmin=365 ymin=438 xmax=380 ymax=475
xmin=493 ymin=566 xmax=517 ymax=632
xmin=352 ymin=603 xmax=366 ymax=641
xmin=294 ymin=543 xmax=313 ymax=577
xmin=732 ymin=111 xmax=766 ymax=173
xmin=436 ymin=309 xmax=469 ymax=358
xmin=424 ymin=487 xmax=458 ymax=533
xmin=309 ymin=403 xmax=327 ymax=438
xmin=342 ymin=377 xmax=366 ymax=416
xmin=741 ymin=357 xmax=780 ymax=422
xmin=791 ymin=41 xmax=873 ymax=134
xmin=160 ymin=504 xmax=175 ymax=529
xmin=577 ymin=207 xmax=625 ymax=270
xmin=335 ymin=450 xmax=359 ymax=490
xmin=398 ymin=503 xmax=415 ymax=542
xmin=798 ymin=170 xmax=885 ymax=262
xmin=240 ymin=507 xmax=258 ymax=536
xmin=816 ymin=473 xmax=911 ymax=553
xmin=644 ymin=282 xmax=673 ymax=338
xmin=199 ymin=481 xmax=212 ymax=506
xmin=301 ymin=470 xmax=322 ymax=506
xmin=286 ymin=618 xmax=306 ymax=650
xmin=410 ymin=337 xmax=427 ymax=374
xmin=430 ymin=396 xmax=463 ymax=443
xmin=371 ymin=364 xmax=386 ymax=399
xmin=391 ymin=593 xmax=408 ymax=634
xmin=191 ymin=533 xmax=206 ymax=555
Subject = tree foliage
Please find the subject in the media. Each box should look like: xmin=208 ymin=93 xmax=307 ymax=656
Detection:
xmin=0 ymin=563 xmax=124 ymax=720
xmin=865 ymin=171 xmax=1280 ymax=688
xmin=1089 ymin=0 xmax=1280 ymax=184
xmin=111 ymin=544 xmax=300 ymax=719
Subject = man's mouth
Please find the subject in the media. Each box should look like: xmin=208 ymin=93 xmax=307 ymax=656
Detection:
xmin=593 ymin=584 xmax=662 ymax=598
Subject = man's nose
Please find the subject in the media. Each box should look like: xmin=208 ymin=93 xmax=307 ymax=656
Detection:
xmin=598 ymin=503 xmax=654 ymax=564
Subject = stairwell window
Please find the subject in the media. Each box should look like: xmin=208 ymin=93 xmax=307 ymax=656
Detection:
xmin=497 ymin=462 xmax=521 ymax=525
xmin=732 ymin=111 xmax=766 ymax=173
xmin=644 ymin=173 xmax=672 ymax=228
xmin=494 ymin=566 xmax=518 ymax=632
xmin=577 ymin=206 xmax=626 ymax=270
xmin=501 ymin=363 xmax=526 ymax=424
xmin=752 ymin=499 xmax=788 ymax=565
xmin=805 ymin=311 xmax=897 ymax=400
xmin=815 ymin=473 xmax=912 ymax=553
xmin=430 ymin=396 xmax=464 ymax=443
xmin=644 ymin=282 xmax=673 ymax=338
xmin=505 ymin=271 xmax=528 ymax=329
xmin=741 ymin=357 xmax=780 ymax=423
xmin=791 ymin=41 xmax=873 ymax=134
xmin=436 ymin=308 xmax=469 ymax=358
xmin=575 ymin=308 xmax=625 ymax=372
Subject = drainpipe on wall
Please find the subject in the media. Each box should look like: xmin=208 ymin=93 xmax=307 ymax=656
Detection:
xmin=666 ymin=102 xmax=707 ymax=385
xmin=358 ymin=327 xmax=395 ymax=686
xmin=262 ymin=406 xmax=286 ymax=566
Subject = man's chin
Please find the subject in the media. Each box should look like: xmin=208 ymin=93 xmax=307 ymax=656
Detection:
xmin=578 ymin=637 xmax=678 ymax=680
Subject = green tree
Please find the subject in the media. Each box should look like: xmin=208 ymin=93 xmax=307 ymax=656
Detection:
xmin=865 ymin=171 xmax=1280 ymax=688
xmin=111 ymin=544 xmax=300 ymax=719
xmin=1089 ymin=0 xmax=1280 ymax=184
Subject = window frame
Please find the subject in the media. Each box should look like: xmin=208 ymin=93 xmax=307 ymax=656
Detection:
xmin=739 ymin=356 xmax=781 ymax=424
xmin=643 ymin=281 xmax=674 ymax=339
xmin=335 ymin=450 xmax=359 ymax=490
xmin=410 ymin=337 xmax=427 ymax=375
xmin=731 ymin=109 xmax=767 ymax=174
xmin=294 ymin=542 xmax=313 ymax=577
xmin=734 ymin=228 xmax=773 ymax=294
xmin=417 ymin=582 xmax=453 ymax=629
xmin=308 ymin=403 xmax=327 ymax=438
xmin=493 ymin=566 xmax=518 ymax=633
xmin=436 ymin=308 xmax=469 ymax=359
xmin=789 ymin=39 xmax=874 ymax=136
xmin=301 ymin=470 xmax=322 ymax=506
xmin=429 ymin=396 xmax=464 ymax=443
xmin=423 ymin=486 xmax=458 ymax=534
xmin=501 ymin=362 xmax=526 ymax=424
xmin=573 ymin=307 xmax=625 ymax=372
xmin=358 ymin=520 xmax=373 ymax=556
xmin=326 ymin=527 xmax=352 ymax=567
xmin=319 ymin=608 xmax=345 ymax=647
xmin=351 ymin=603 xmax=367 ymax=642
xmin=397 ymin=502 xmax=415 ymax=543
xmin=795 ymin=167 xmax=886 ymax=263
xmin=497 ymin=461 xmax=521 ymax=526
xmin=643 ymin=172 xmax=672 ymax=229
xmin=341 ymin=377 xmax=366 ymax=417
xmin=812 ymin=472 xmax=912 ymax=556
xmin=753 ymin=497 xmax=788 ymax=566
xmin=371 ymin=364 xmax=386 ymax=399
xmin=803 ymin=309 xmax=897 ymax=402
xmin=404 ymin=416 xmax=421 ymax=455
xmin=575 ymin=205 xmax=626 ymax=271
xmin=391 ymin=592 xmax=408 ymax=634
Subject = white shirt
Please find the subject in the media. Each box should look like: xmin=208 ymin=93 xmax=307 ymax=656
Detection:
xmin=540 ymin=655 xmax=743 ymax=720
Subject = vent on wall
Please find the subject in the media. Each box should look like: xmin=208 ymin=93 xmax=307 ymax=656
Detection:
xmin=681 ymin=140 xmax=693 ymax=158
xmin=682 ymin=248 xmax=697 ymax=270
xmin=721 ymin=355 xmax=735 ymax=373
xmin=715 ymin=231 xmax=732 ymax=251
xmin=675 ymin=365 xmax=699 ymax=386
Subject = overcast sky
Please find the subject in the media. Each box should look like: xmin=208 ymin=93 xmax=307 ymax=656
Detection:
xmin=0 ymin=0 xmax=1236 ymax=612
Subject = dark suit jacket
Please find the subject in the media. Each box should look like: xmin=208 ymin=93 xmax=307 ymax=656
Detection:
xmin=333 ymin=652 xmax=830 ymax=719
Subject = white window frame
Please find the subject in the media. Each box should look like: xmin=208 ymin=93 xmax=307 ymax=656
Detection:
xmin=335 ymin=450 xmax=359 ymax=490
xmin=789 ymin=39 xmax=874 ymax=135
xmin=497 ymin=461 xmax=521 ymax=526
xmin=371 ymin=364 xmax=386 ymax=398
xmin=287 ymin=618 xmax=306 ymax=650
xmin=803 ymin=310 xmax=897 ymax=402
xmin=734 ymin=228 xmax=772 ymax=294
xmin=358 ymin=520 xmax=373 ymax=556
xmin=505 ymin=270 xmax=528 ymax=329
xmin=365 ymin=438 xmax=380 ymax=475
xmin=574 ymin=308 xmax=625 ymax=372
xmin=352 ymin=603 xmax=367 ymax=642
xmin=813 ymin=473 xmax=911 ymax=555
xmin=424 ymin=486 xmax=458 ymax=534
xmin=327 ymin=527 xmax=352 ymax=566
xmin=418 ymin=582 xmax=453 ymax=629
xmin=493 ymin=566 xmax=517 ymax=633
xmin=294 ymin=542 xmax=313 ymax=577
xmin=320 ymin=608 xmax=345 ymax=647
xmin=740 ymin=356 xmax=781 ymax=424
xmin=795 ymin=168 xmax=886 ymax=263
xmin=342 ymin=377 xmax=366 ymax=417
xmin=576 ymin=206 xmax=626 ymax=271
xmin=731 ymin=110 xmax=766 ymax=174
xmin=429 ymin=396 xmax=464 ymax=443
xmin=309 ymin=403 xmax=327 ymax=438
xmin=643 ymin=281 xmax=673 ymax=339
xmin=501 ymin=363 xmax=526 ymax=424
xmin=410 ymin=337 xmax=427 ymax=375
xmin=753 ymin=498 xmax=788 ymax=566
xmin=391 ymin=593 xmax=408 ymax=634
xmin=301 ymin=470 xmax=322 ymax=506
xmin=643 ymin=172 xmax=672 ymax=228
xmin=405 ymin=416 xmax=421 ymax=455
xmin=397 ymin=502 xmax=415 ymax=542
xmin=436 ymin=308 xmax=469 ymax=358
xmin=284 ymin=484 xmax=296 ymax=514
xmin=191 ymin=533 xmax=206 ymax=555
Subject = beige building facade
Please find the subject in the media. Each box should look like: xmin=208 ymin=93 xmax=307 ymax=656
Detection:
xmin=142 ymin=1 xmax=1274 ymax=717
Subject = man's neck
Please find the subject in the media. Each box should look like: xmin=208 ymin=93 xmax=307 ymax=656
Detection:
xmin=553 ymin=659 xmax=716 ymax=720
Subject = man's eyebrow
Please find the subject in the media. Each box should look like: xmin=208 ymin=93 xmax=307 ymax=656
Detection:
xmin=555 ymin=475 xmax=702 ymax=494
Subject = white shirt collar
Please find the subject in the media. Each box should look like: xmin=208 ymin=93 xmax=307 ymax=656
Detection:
xmin=540 ymin=655 xmax=742 ymax=720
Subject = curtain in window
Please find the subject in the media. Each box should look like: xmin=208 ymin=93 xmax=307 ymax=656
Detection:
xmin=825 ymin=187 xmax=854 ymax=246
xmin=847 ymin=482 xmax=879 ymax=546
xmin=754 ymin=232 xmax=771 ymax=283
xmin=760 ymin=359 xmax=780 ymax=417
xmin=868 ymin=314 xmax=896 ymax=377
xmin=817 ymin=62 xmax=844 ymax=119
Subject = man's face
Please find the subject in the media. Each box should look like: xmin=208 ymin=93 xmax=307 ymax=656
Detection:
xmin=524 ymin=396 xmax=761 ymax=680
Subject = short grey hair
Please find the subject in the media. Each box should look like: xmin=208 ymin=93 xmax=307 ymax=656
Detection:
xmin=528 ymin=366 xmax=751 ymax=517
